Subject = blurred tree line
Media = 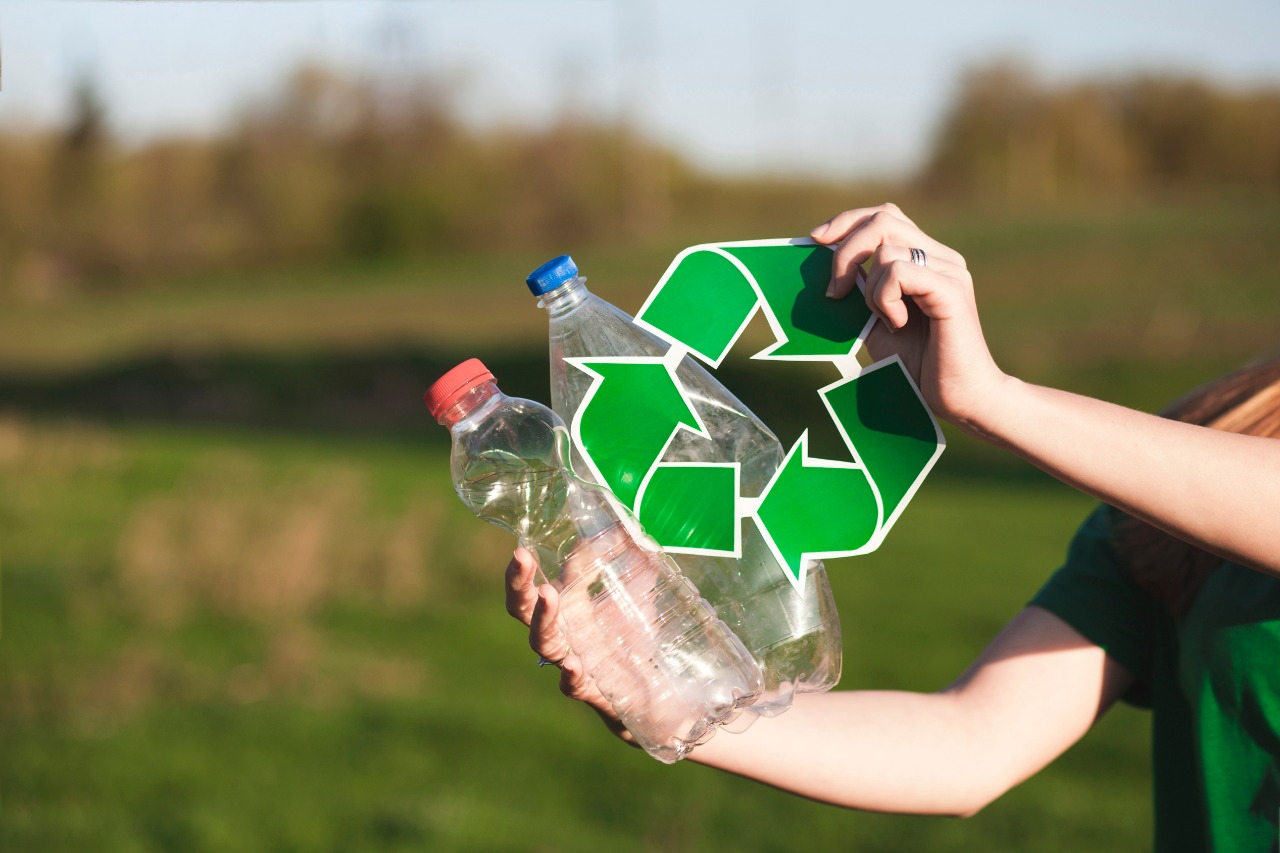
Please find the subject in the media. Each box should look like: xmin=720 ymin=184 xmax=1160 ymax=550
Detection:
xmin=0 ymin=65 xmax=696 ymax=299
xmin=922 ymin=61 xmax=1280 ymax=203
xmin=1 ymin=60 xmax=1278 ymax=298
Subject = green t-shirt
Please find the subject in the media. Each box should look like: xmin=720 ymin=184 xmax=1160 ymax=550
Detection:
xmin=1030 ymin=506 xmax=1280 ymax=853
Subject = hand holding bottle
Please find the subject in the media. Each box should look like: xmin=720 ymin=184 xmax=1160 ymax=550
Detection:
xmin=428 ymin=359 xmax=762 ymax=762
xmin=505 ymin=546 xmax=634 ymax=744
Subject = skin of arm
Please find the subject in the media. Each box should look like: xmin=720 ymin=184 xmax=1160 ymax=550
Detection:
xmin=688 ymin=607 xmax=1132 ymax=817
xmin=507 ymin=551 xmax=1133 ymax=816
xmin=962 ymin=381 xmax=1280 ymax=575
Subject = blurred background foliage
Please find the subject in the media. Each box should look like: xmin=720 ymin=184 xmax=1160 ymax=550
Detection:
xmin=923 ymin=61 xmax=1280 ymax=201
xmin=5 ymin=59 xmax=1279 ymax=298
xmin=1 ymin=51 xmax=1278 ymax=853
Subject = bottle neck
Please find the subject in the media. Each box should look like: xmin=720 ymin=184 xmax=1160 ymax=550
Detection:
xmin=438 ymin=381 xmax=504 ymax=430
xmin=537 ymin=275 xmax=590 ymax=319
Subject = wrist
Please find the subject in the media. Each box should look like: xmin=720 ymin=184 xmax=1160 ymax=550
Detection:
xmin=950 ymin=372 xmax=1025 ymax=444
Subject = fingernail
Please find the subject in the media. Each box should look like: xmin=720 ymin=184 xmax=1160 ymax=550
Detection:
xmin=810 ymin=223 xmax=829 ymax=240
xmin=825 ymin=278 xmax=837 ymax=298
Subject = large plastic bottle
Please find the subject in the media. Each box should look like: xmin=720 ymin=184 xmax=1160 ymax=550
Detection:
xmin=426 ymin=358 xmax=763 ymax=763
xmin=525 ymin=255 xmax=842 ymax=724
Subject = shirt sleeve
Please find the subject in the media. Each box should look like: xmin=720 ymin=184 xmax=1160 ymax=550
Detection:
xmin=1029 ymin=505 xmax=1159 ymax=707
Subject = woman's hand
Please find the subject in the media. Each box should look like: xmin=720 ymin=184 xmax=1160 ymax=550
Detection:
xmin=504 ymin=547 xmax=635 ymax=745
xmin=810 ymin=203 xmax=1010 ymax=429
xmin=811 ymin=206 xmax=1280 ymax=576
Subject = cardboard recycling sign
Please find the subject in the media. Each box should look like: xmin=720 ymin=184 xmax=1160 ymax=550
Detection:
xmin=568 ymin=239 xmax=944 ymax=592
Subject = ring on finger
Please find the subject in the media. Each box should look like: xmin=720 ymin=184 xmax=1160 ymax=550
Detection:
xmin=910 ymin=247 xmax=928 ymax=267
xmin=537 ymin=654 xmax=567 ymax=668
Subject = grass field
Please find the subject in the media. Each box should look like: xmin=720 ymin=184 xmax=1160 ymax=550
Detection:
xmin=2 ymin=196 xmax=1277 ymax=851
xmin=1 ymin=421 xmax=1148 ymax=852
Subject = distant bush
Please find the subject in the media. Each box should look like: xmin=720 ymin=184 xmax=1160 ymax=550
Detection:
xmin=921 ymin=61 xmax=1280 ymax=202
xmin=0 ymin=65 xmax=694 ymax=297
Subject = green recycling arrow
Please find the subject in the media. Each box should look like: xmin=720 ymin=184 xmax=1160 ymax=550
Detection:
xmin=753 ymin=432 xmax=880 ymax=579
xmin=569 ymin=238 xmax=945 ymax=591
xmin=570 ymin=358 xmax=700 ymax=510
xmin=633 ymin=240 xmax=876 ymax=369
xmin=569 ymin=355 xmax=743 ymax=554
xmin=752 ymin=359 xmax=945 ymax=578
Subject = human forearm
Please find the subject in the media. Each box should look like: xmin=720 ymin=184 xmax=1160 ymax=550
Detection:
xmin=966 ymin=377 xmax=1280 ymax=574
xmin=509 ymin=530 xmax=1128 ymax=816
xmin=688 ymin=690 xmax=995 ymax=816
xmin=688 ymin=606 xmax=1125 ymax=816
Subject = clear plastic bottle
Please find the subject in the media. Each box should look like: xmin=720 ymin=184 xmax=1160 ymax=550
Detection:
xmin=426 ymin=358 xmax=763 ymax=763
xmin=525 ymin=255 xmax=842 ymax=724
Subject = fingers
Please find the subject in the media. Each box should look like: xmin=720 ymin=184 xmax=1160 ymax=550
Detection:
xmin=555 ymin=654 xmax=597 ymax=703
xmin=863 ymin=244 xmax=966 ymax=326
xmin=504 ymin=547 xmax=539 ymax=625
xmin=809 ymin=202 xmax=914 ymax=244
xmin=874 ymin=244 xmax=963 ymax=276
xmin=505 ymin=548 xmax=574 ymax=678
xmin=530 ymin=586 xmax=605 ymax=709
xmin=557 ymin=655 xmax=631 ymax=742
xmin=529 ymin=584 xmax=574 ymax=666
xmin=503 ymin=550 xmax=626 ymax=740
xmin=863 ymin=254 xmax=974 ymax=331
xmin=813 ymin=204 xmax=965 ymax=301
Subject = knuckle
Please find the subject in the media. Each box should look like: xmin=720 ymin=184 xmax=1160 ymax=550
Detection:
xmin=833 ymin=245 xmax=861 ymax=272
xmin=882 ymin=201 xmax=902 ymax=214
xmin=835 ymin=233 xmax=862 ymax=254
xmin=886 ymin=258 xmax=911 ymax=278
xmin=560 ymin=672 xmax=587 ymax=698
xmin=872 ymin=245 xmax=900 ymax=266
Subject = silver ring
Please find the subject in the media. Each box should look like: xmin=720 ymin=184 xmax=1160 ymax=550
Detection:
xmin=537 ymin=654 xmax=566 ymax=668
xmin=910 ymin=247 xmax=928 ymax=267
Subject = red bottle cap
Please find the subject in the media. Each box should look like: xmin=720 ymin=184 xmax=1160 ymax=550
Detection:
xmin=424 ymin=358 xmax=495 ymax=419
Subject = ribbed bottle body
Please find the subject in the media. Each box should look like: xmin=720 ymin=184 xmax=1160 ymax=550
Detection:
xmin=447 ymin=384 xmax=761 ymax=762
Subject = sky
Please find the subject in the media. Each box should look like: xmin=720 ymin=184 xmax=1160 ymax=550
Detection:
xmin=2 ymin=0 xmax=1280 ymax=180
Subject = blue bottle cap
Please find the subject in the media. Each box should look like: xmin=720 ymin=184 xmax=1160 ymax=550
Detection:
xmin=526 ymin=254 xmax=579 ymax=296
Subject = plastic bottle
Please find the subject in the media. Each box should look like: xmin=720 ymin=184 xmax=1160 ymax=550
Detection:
xmin=525 ymin=255 xmax=842 ymax=724
xmin=426 ymin=358 xmax=763 ymax=763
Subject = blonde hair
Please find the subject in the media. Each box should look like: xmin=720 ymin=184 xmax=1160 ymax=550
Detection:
xmin=1113 ymin=356 xmax=1280 ymax=613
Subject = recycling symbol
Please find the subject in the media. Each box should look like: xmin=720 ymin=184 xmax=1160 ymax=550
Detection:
xmin=568 ymin=238 xmax=945 ymax=592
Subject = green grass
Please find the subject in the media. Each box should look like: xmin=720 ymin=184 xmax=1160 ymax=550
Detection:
xmin=1 ymin=419 xmax=1151 ymax=852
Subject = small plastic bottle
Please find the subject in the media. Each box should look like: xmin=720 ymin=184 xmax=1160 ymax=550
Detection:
xmin=526 ymin=255 xmax=842 ymax=724
xmin=426 ymin=358 xmax=763 ymax=763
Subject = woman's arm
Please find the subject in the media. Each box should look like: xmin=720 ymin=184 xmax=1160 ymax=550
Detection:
xmin=813 ymin=204 xmax=1280 ymax=575
xmin=507 ymin=549 xmax=1132 ymax=816
xmin=688 ymin=606 xmax=1130 ymax=816
xmin=967 ymin=380 xmax=1280 ymax=574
